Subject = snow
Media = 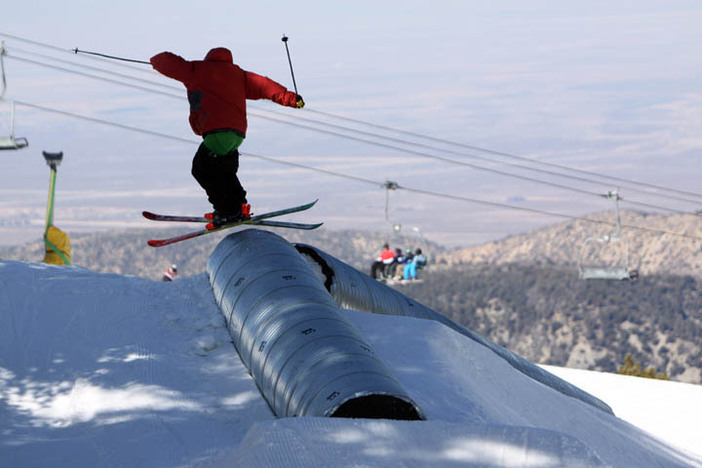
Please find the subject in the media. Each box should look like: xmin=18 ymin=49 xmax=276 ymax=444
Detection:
xmin=542 ymin=365 xmax=702 ymax=462
xmin=1 ymin=260 xmax=701 ymax=467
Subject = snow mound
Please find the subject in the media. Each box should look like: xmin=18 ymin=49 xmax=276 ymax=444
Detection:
xmin=0 ymin=261 xmax=700 ymax=467
xmin=231 ymin=418 xmax=606 ymax=467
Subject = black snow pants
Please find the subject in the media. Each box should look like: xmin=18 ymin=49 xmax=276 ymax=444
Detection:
xmin=191 ymin=142 xmax=247 ymax=214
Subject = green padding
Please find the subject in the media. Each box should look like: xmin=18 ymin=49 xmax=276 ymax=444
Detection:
xmin=204 ymin=132 xmax=244 ymax=156
xmin=44 ymin=234 xmax=71 ymax=265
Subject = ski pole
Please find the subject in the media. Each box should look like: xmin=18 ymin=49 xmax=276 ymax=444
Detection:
xmin=281 ymin=35 xmax=299 ymax=96
xmin=73 ymin=48 xmax=150 ymax=65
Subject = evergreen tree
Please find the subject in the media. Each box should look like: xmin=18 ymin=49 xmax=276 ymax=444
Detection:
xmin=618 ymin=354 xmax=669 ymax=380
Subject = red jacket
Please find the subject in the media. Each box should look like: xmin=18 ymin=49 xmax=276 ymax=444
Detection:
xmin=377 ymin=248 xmax=395 ymax=263
xmin=151 ymin=48 xmax=297 ymax=137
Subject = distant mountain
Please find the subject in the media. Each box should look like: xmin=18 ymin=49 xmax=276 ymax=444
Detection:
xmin=436 ymin=211 xmax=702 ymax=278
xmin=397 ymin=263 xmax=702 ymax=385
xmin=0 ymin=226 xmax=438 ymax=281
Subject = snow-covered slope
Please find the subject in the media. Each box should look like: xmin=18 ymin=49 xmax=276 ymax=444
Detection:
xmin=1 ymin=261 xmax=700 ymax=467
xmin=542 ymin=365 xmax=702 ymax=462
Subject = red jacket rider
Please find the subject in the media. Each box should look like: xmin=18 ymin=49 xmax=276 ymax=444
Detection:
xmin=150 ymin=47 xmax=304 ymax=228
xmin=151 ymin=47 xmax=300 ymax=137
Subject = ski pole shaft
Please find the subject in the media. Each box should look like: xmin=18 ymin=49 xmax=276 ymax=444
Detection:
xmin=281 ymin=35 xmax=299 ymax=95
xmin=73 ymin=48 xmax=150 ymax=65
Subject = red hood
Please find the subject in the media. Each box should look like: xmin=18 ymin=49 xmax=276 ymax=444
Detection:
xmin=204 ymin=47 xmax=232 ymax=63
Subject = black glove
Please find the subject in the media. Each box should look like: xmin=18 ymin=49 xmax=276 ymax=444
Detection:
xmin=295 ymin=94 xmax=305 ymax=109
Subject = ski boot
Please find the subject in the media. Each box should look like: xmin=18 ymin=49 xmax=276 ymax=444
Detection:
xmin=205 ymin=204 xmax=252 ymax=230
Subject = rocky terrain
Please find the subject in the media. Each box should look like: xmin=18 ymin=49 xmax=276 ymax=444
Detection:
xmin=437 ymin=211 xmax=702 ymax=278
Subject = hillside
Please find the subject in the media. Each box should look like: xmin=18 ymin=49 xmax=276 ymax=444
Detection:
xmin=0 ymin=226 xmax=439 ymax=281
xmin=437 ymin=211 xmax=702 ymax=278
xmin=397 ymin=263 xmax=702 ymax=385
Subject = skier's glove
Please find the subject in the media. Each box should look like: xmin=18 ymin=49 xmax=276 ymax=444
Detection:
xmin=295 ymin=95 xmax=305 ymax=109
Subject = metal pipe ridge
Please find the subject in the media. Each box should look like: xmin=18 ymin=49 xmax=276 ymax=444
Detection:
xmin=207 ymin=229 xmax=425 ymax=420
xmin=294 ymin=244 xmax=615 ymax=416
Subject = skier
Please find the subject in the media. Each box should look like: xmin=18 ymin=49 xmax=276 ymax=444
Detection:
xmin=150 ymin=47 xmax=305 ymax=229
xmin=162 ymin=264 xmax=178 ymax=282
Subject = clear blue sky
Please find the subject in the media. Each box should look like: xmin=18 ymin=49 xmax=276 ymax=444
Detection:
xmin=1 ymin=1 xmax=701 ymax=247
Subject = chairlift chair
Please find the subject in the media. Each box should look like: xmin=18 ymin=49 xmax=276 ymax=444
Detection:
xmin=383 ymin=180 xmax=402 ymax=232
xmin=0 ymin=42 xmax=29 ymax=150
xmin=578 ymin=235 xmax=636 ymax=280
xmin=577 ymin=190 xmax=638 ymax=281
xmin=382 ymin=181 xmax=430 ymax=259
xmin=0 ymin=101 xmax=29 ymax=150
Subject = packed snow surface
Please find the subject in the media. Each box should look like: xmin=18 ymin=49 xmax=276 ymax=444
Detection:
xmin=1 ymin=261 xmax=700 ymax=467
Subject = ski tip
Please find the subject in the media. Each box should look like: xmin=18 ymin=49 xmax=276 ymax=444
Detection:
xmin=147 ymin=239 xmax=164 ymax=247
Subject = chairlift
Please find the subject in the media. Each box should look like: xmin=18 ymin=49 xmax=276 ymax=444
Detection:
xmin=0 ymin=41 xmax=29 ymax=150
xmin=382 ymin=181 xmax=431 ymax=262
xmin=383 ymin=180 xmax=402 ymax=232
xmin=0 ymin=101 xmax=29 ymax=150
xmin=577 ymin=190 xmax=639 ymax=281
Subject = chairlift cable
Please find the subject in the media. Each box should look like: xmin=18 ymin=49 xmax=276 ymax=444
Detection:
xmin=14 ymin=99 xmax=702 ymax=242
xmin=4 ymin=35 xmax=701 ymax=219
xmin=3 ymin=31 xmax=702 ymax=203
xmin=0 ymin=31 xmax=154 ymax=74
xmin=242 ymin=111 xmax=695 ymax=215
xmin=10 ymin=47 xmax=176 ymax=91
xmin=401 ymin=184 xmax=702 ymax=241
xmin=4 ymin=36 xmax=702 ymax=209
xmin=306 ymin=108 xmax=702 ymax=201
xmin=256 ymin=108 xmax=702 ymax=207
xmin=7 ymin=55 xmax=182 ymax=99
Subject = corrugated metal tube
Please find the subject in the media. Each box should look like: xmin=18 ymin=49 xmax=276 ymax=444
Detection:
xmin=294 ymin=244 xmax=614 ymax=416
xmin=207 ymin=229 xmax=425 ymax=420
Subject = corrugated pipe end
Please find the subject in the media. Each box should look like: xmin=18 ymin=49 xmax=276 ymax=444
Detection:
xmin=208 ymin=229 xmax=426 ymax=421
xmin=331 ymin=394 xmax=424 ymax=420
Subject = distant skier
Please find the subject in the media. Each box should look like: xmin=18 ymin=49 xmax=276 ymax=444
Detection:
xmin=150 ymin=47 xmax=305 ymax=229
xmin=162 ymin=264 xmax=178 ymax=282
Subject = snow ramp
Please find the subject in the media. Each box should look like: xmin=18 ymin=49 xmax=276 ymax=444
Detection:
xmin=230 ymin=418 xmax=607 ymax=467
xmin=295 ymin=243 xmax=613 ymax=415
xmin=207 ymin=229 xmax=611 ymax=419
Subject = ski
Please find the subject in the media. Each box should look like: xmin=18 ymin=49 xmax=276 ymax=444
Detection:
xmin=142 ymin=211 xmax=322 ymax=230
xmin=254 ymin=220 xmax=323 ymax=230
xmin=143 ymin=199 xmax=317 ymax=224
xmin=145 ymin=200 xmax=321 ymax=247
xmin=142 ymin=212 xmax=209 ymax=223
